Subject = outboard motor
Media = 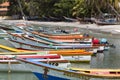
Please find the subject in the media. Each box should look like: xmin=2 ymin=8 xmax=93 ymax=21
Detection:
xmin=100 ymin=38 xmax=116 ymax=48
xmin=100 ymin=38 xmax=108 ymax=44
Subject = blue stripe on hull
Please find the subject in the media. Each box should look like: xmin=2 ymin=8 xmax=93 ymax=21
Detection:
xmin=33 ymin=72 xmax=69 ymax=80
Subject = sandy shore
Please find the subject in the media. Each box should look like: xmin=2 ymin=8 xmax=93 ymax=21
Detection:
xmin=1 ymin=20 xmax=120 ymax=34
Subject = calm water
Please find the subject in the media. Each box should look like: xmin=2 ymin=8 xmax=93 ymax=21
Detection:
xmin=0 ymin=23 xmax=120 ymax=80
xmin=89 ymin=31 xmax=120 ymax=69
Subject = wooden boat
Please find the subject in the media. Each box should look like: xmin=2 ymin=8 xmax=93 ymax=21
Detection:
xmin=5 ymin=33 xmax=96 ymax=50
xmin=0 ymin=54 xmax=71 ymax=68
xmin=0 ymin=60 xmax=19 ymax=64
xmin=0 ymin=58 xmax=70 ymax=80
xmin=0 ymin=24 xmax=14 ymax=30
xmin=6 ymin=35 xmax=107 ymax=54
xmin=7 ymin=39 xmax=95 ymax=55
xmin=22 ymin=33 xmax=92 ymax=46
xmin=25 ymin=31 xmax=92 ymax=44
xmin=76 ymin=17 xmax=95 ymax=24
xmin=0 ymin=29 xmax=23 ymax=39
xmin=6 ymin=37 xmax=100 ymax=54
xmin=0 ymin=40 xmax=93 ymax=62
xmin=63 ymin=56 xmax=91 ymax=63
xmin=16 ymin=58 xmax=120 ymax=79
xmin=6 ymin=31 xmax=92 ymax=44
xmin=24 ymin=28 xmax=110 ymax=49
xmin=25 ymin=28 xmax=92 ymax=39
xmin=16 ymin=54 xmax=62 ymax=59
xmin=0 ymin=43 xmax=93 ymax=62
xmin=94 ymin=19 xmax=119 ymax=25
xmin=0 ymin=25 xmax=13 ymax=30
xmin=63 ymin=16 xmax=78 ymax=22
xmin=69 ymin=67 xmax=120 ymax=78
xmin=6 ymin=32 xmax=107 ymax=53
xmin=0 ymin=54 xmax=61 ymax=59
xmin=27 ymin=32 xmax=110 ymax=51
xmin=94 ymin=13 xmax=119 ymax=25
xmin=5 ymin=30 xmax=110 ymax=54
xmin=0 ymin=50 xmax=92 ymax=62
xmin=0 ymin=43 xmax=93 ymax=55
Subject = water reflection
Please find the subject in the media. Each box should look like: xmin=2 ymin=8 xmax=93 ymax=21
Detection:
xmin=82 ymin=30 xmax=120 ymax=80
xmin=91 ymin=53 xmax=104 ymax=68
xmin=82 ymin=29 xmax=120 ymax=68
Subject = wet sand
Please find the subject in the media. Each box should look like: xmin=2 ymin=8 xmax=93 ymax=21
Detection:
xmin=1 ymin=20 xmax=120 ymax=34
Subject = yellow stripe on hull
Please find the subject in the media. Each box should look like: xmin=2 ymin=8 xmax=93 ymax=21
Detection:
xmin=0 ymin=44 xmax=25 ymax=52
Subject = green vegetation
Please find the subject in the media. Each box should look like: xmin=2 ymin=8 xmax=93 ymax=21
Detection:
xmin=1 ymin=0 xmax=120 ymax=18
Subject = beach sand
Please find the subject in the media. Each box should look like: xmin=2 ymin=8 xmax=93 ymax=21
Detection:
xmin=1 ymin=20 xmax=120 ymax=34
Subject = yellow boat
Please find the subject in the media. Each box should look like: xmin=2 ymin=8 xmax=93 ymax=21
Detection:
xmin=0 ymin=44 xmax=93 ymax=55
xmin=69 ymin=67 xmax=120 ymax=78
xmin=49 ymin=51 xmax=92 ymax=56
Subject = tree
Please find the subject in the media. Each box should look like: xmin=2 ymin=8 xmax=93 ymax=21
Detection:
xmin=8 ymin=0 xmax=27 ymax=18
xmin=73 ymin=0 xmax=120 ymax=18
xmin=26 ymin=0 xmax=59 ymax=17
xmin=6 ymin=0 xmax=120 ymax=19
xmin=54 ymin=0 xmax=75 ymax=17
xmin=0 ymin=0 xmax=8 ymax=3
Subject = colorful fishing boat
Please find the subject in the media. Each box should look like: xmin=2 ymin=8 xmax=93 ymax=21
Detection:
xmin=94 ymin=13 xmax=119 ymax=25
xmin=7 ymin=30 xmax=92 ymax=44
xmin=0 ymin=46 xmax=93 ymax=62
xmin=12 ymin=26 xmax=91 ymax=42
xmin=0 ymin=54 xmax=61 ymax=59
xmin=63 ymin=56 xmax=91 ymax=63
xmin=0 ymin=54 xmax=71 ymax=68
xmin=69 ymin=67 xmax=120 ymax=78
xmin=5 ymin=33 xmax=97 ymax=50
xmin=16 ymin=58 xmax=120 ymax=79
xmin=18 ymin=32 xmax=92 ymax=46
xmin=24 ymin=28 xmax=109 ymax=50
xmin=25 ymin=28 xmax=92 ymax=39
xmin=24 ymin=29 xmax=111 ymax=50
xmin=5 ymin=32 xmax=106 ymax=53
xmin=5 ymin=38 xmax=101 ymax=54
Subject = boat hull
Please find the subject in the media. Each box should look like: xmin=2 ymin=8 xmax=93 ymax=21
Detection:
xmin=17 ymin=58 xmax=120 ymax=79
xmin=17 ymin=59 xmax=88 ymax=80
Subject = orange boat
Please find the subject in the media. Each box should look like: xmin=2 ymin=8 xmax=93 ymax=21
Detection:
xmin=49 ymin=49 xmax=86 ymax=53
xmin=25 ymin=29 xmax=92 ymax=39
xmin=49 ymin=52 xmax=92 ymax=56
xmin=69 ymin=67 xmax=120 ymax=78
xmin=49 ymin=50 xmax=93 ymax=56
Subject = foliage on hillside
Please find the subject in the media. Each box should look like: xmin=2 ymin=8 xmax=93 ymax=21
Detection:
xmin=1 ymin=0 xmax=120 ymax=19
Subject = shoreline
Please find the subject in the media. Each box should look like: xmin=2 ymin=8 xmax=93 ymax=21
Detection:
xmin=1 ymin=20 xmax=120 ymax=35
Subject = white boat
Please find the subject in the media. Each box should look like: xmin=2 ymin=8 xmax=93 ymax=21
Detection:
xmin=0 ymin=54 xmax=71 ymax=69
xmin=16 ymin=58 xmax=120 ymax=80
xmin=94 ymin=13 xmax=119 ymax=25
xmin=63 ymin=56 xmax=91 ymax=62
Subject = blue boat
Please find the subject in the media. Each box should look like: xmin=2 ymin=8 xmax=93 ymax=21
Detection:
xmin=16 ymin=58 xmax=88 ymax=80
xmin=16 ymin=58 xmax=120 ymax=80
